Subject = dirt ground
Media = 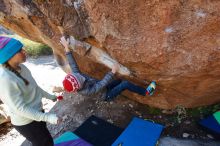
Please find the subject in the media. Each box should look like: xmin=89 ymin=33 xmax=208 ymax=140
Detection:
xmin=47 ymin=93 xmax=218 ymax=140
xmin=1 ymin=94 xmax=219 ymax=146
xmin=0 ymin=56 xmax=220 ymax=146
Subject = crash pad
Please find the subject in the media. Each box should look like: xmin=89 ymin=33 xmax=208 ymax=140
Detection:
xmin=54 ymin=131 xmax=92 ymax=146
xmin=112 ymin=117 xmax=164 ymax=146
xmin=199 ymin=115 xmax=220 ymax=135
xmin=213 ymin=111 xmax=220 ymax=125
xmin=74 ymin=115 xmax=123 ymax=146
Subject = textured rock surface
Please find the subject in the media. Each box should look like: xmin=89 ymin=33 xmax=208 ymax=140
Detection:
xmin=1 ymin=0 xmax=220 ymax=109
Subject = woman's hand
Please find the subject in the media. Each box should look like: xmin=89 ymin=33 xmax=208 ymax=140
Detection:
xmin=51 ymin=87 xmax=64 ymax=102
xmin=60 ymin=36 xmax=70 ymax=52
xmin=52 ymin=86 xmax=64 ymax=93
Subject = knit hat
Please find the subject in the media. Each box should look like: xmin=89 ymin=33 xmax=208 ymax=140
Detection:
xmin=0 ymin=36 xmax=23 ymax=64
xmin=62 ymin=73 xmax=85 ymax=92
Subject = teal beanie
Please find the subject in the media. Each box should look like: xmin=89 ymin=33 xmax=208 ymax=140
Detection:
xmin=0 ymin=36 xmax=23 ymax=64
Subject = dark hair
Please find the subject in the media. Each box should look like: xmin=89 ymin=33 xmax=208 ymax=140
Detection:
xmin=3 ymin=62 xmax=29 ymax=85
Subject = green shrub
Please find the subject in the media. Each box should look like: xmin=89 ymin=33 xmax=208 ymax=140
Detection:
xmin=23 ymin=43 xmax=52 ymax=57
xmin=186 ymin=103 xmax=220 ymax=121
xmin=1 ymin=34 xmax=53 ymax=57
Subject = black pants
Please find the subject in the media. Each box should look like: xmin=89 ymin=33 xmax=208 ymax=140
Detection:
xmin=13 ymin=121 xmax=54 ymax=146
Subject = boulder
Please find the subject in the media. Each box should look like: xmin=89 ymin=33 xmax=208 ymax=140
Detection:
xmin=1 ymin=0 xmax=220 ymax=109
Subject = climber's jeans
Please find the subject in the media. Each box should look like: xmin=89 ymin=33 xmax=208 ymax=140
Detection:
xmin=105 ymin=79 xmax=146 ymax=101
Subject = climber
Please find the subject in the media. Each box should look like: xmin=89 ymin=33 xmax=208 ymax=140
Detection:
xmin=0 ymin=36 xmax=62 ymax=146
xmin=59 ymin=36 xmax=156 ymax=100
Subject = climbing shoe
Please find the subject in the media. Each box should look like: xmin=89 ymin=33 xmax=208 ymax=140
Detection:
xmin=146 ymin=81 xmax=156 ymax=96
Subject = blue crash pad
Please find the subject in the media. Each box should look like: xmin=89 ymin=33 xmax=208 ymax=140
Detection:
xmin=112 ymin=117 xmax=164 ymax=146
xmin=199 ymin=115 xmax=220 ymax=134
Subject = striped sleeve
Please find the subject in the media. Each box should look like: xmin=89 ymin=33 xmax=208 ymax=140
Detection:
xmin=66 ymin=51 xmax=80 ymax=73
xmin=79 ymin=72 xmax=114 ymax=96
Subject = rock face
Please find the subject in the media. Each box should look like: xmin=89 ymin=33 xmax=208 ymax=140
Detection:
xmin=0 ymin=0 xmax=220 ymax=109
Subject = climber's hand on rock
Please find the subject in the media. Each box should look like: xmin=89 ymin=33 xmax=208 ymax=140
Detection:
xmin=111 ymin=63 xmax=120 ymax=74
xmin=60 ymin=36 xmax=70 ymax=52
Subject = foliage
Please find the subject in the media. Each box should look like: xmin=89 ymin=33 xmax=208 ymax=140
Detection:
xmin=1 ymin=34 xmax=53 ymax=57
xmin=187 ymin=104 xmax=220 ymax=118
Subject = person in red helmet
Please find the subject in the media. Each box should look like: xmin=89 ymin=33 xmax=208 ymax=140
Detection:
xmin=0 ymin=36 xmax=62 ymax=146
xmin=60 ymin=36 xmax=156 ymax=100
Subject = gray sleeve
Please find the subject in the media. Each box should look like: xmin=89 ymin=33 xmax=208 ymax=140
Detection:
xmin=38 ymin=86 xmax=56 ymax=100
xmin=66 ymin=51 xmax=80 ymax=73
xmin=79 ymin=72 xmax=114 ymax=96
xmin=0 ymin=80 xmax=58 ymax=124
